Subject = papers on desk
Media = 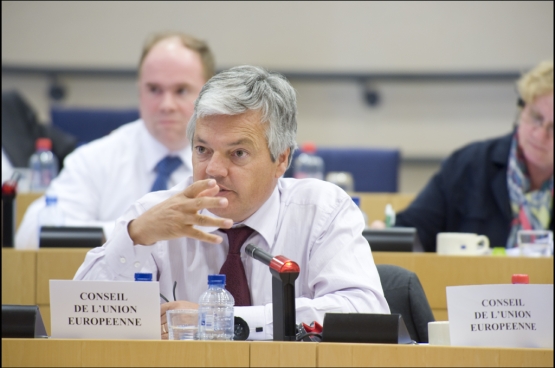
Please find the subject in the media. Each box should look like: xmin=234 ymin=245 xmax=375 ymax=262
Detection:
xmin=446 ymin=284 xmax=553 ymax=348
xmin=50 ymin=280 xmax=161 ymax=340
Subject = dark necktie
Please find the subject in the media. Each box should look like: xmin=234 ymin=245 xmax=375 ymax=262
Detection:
xmin=150 ymin=156 xmax=183 ymax=192
xmin=219 ymin=226 xmax=255 ymax=306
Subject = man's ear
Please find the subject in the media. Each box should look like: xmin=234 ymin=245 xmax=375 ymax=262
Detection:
xmin=274 ymin=148 xmax=290 ymax=178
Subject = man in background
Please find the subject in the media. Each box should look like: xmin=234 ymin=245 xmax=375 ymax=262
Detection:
xmin=16 ymin=32 xmax=214 ymax=249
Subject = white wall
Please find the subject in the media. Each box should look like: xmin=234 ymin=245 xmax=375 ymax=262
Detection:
xmin=2 ymin=1 xmax=553 ymax=192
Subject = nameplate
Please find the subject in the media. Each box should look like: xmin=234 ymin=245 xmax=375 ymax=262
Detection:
xmin=446 ymin=284 xmax=553 ymax=348
xmin=50 ymin=280 xmax=160 ymax=340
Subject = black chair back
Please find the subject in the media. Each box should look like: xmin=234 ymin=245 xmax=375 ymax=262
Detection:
xmin=376 ymin=264 xmax=435 ymax=343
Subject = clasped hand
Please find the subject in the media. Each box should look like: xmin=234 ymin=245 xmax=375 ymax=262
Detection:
xmin=128 ymin=179 xmax=233 ymax=245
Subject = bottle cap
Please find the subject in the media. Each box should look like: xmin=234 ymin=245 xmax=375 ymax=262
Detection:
xmin=36 ymin=138 xmax=53 ymax=151
xmin=134 ymin=273 xmax=153 ymax=281
xmin=301 ymin=142 xmax=317 ymax=154
xmin=491 ymin=247 xmax=506 ymax=256
xmin=351 ymin=196 xmax=361 ymax=207
xmin=511 ymin=274 xmax=529 ymax=284
xmin=208 ymin=274 xmax=226 ymax=285
xmin=2 ymin=172 xmax=21 ymax=196
xmin=45 ymin=195 xmax=58 ymax=206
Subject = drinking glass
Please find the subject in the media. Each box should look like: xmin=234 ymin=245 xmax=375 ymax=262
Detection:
xmin=166 ymin=309 xmax=199 ymax=340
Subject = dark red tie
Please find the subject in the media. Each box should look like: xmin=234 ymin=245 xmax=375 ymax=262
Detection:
xmin=219 ymin=226 xmax=255 ymax=306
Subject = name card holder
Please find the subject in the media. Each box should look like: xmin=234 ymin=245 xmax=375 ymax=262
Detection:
xmin=2 ymin=305 xmax=47 ymax=338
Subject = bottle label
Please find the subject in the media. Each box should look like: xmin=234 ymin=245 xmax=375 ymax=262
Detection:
xmin=202 ymin=313 xmax=214 ymax=331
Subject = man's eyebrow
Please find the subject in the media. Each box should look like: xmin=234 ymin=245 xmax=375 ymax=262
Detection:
xmin=193 ymin=136 xmax=254 ymax=147
xmin=227 ymin=138 xmax=254 ymax=147
xmin=145 ymin=82 xmax=190 ymax=89
xmin=194 ymin=136 xmax=208 ymax=144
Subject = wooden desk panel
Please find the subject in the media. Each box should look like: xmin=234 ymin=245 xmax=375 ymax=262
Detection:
xmin=250 ymin=341 xmax=317 ymax=367
xmin=36 ymin=248 xmax=91 ymax=304
xmin=373 ymin=252 xmax=554 ymax=314
xmin=356 ymin=193 xmax=415 ymax=223
xmin=1 ymin=249 xmax=36 ymax=305
xmin=2 ymin=339 xmax=552 ymax=367
xmin=15 ymin=192 xmax=43 ymax=231
xmin=317 ymin=343 xmax=554 ymax=367
xmin=2 ymin=339 xmax=82 ymax=367
xmin=1 ymin=339 xmax=250 ymax=367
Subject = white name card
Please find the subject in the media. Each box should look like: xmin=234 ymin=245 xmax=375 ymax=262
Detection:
xmin=50 ymin=280 xmax=161 ymax=340
xmin=446 ymin=284 xmax=553 ymax=348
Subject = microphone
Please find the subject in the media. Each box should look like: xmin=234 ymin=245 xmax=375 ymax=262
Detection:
xmin=245 ymin=244 xmax=300 ymax=274
xmin=244 ymin=244 xmax=300 ymax=341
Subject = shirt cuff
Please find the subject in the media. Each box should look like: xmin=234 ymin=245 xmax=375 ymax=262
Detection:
xmin=235 ymin=305 xmax=272 ymax=340
xmin=104 ymin=218 xmax=154 ymax=278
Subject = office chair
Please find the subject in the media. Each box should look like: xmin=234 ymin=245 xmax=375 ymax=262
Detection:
xmin=50 ymin=107 xmax=139 ymax=146
xmin=2 ymin=90 xmax=76 ymax=168
xmin=284 ymin=147 xmax=400 ymax=192
xmin=376 ymin=264 xmax=435 ymax=343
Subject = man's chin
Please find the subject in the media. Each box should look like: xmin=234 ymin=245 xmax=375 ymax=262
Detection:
xmin=210 ymin=207 xmax=236 ymax=222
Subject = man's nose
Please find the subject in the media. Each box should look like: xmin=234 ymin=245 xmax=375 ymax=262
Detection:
xmin=206 ymin=152 xmax=228 ymax=178
xmin=160 ymin=92 xmax=177 ymax=112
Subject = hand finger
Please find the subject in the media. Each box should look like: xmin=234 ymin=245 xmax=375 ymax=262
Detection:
xmin=160 ymin=302 xmax=174 ymax=317
xmin=189 ymin=196 xmax=229 ymax=211
xmin=161 ymin=323 xmax=169 ymax=339
xmin=182 ymin=179 xmax=217 ymax=198
xmin=197 ymin=185 xmax=220 ymax=198
xmin=194 ymin=213 xmax=232 ymax=229
xmin=186 ymin=227 xmax=224 ymax=244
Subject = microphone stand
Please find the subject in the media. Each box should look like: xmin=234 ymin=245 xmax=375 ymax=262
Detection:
xmin=245 ymin=244 xmax=300 ymax=341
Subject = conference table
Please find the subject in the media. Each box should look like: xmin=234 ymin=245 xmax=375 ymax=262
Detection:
xmin=4 ymin=193 xmax=553 ymax=367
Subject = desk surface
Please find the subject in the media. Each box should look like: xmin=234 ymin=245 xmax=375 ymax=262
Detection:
xmin=2 ymin=339 xmax=552 ymax=367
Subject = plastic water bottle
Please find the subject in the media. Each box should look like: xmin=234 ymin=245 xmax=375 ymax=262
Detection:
xmin=198 ymin=274 xmax=234 ymax=340
xmin=293 ymin=142 xmax=324 ymax=180
xmin=351 ymin=196 xmax=369 ymax=228
xmin=29 ymin=138 xmax=58 ymax=192
xmin=385 ymin=204 xmax=396 ymax=227
xmin=38 ymin=195 xmax=65 ymax=230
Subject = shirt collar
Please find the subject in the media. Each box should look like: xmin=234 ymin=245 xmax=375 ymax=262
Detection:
xmin=139 ymin=119 xmax=192 ymax=173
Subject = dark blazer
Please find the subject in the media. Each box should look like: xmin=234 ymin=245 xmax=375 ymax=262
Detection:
xmin=396 ymin=132 xmax=554 ymax=252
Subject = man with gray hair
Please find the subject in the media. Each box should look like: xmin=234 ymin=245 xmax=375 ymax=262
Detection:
xmin=75 ymin=65 xmax=389 ymax=340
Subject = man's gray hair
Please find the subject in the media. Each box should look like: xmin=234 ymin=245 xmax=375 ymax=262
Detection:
xmin=187 ymin=65 xmax=298 ymax=167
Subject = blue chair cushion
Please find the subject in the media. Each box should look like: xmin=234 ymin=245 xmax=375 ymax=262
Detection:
xmin=285 ymin=147 xmax=400 ymax=192
xmin=50 ymin=108 xmax=139 ymax=146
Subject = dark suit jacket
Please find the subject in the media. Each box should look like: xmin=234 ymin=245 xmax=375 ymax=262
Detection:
xmin=396 ymin=132 xmax=554 ymax=252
